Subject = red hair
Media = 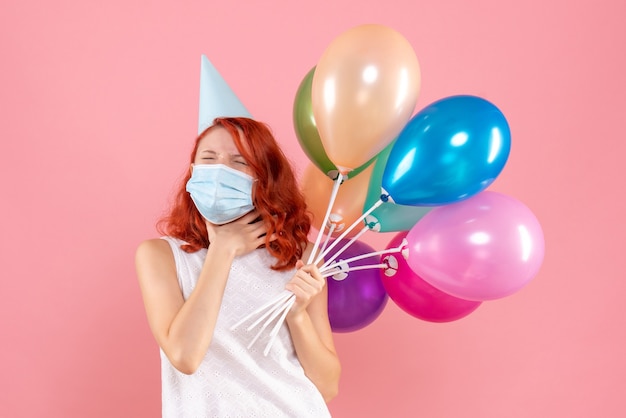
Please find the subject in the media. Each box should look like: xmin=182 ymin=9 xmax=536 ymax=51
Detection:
xmin=157 ymin=117 xmax=311 ymax=271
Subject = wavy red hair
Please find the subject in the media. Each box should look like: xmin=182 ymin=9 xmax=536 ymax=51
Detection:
xmin=157 ymin=117 xmax=311 ymax=271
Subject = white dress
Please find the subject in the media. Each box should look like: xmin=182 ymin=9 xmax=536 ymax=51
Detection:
xmin=160 ymin=236 xmax=331 ymax=418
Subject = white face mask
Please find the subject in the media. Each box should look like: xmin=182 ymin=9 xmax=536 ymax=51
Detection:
xmin=186 ymin=164 xmax=255 ymax=224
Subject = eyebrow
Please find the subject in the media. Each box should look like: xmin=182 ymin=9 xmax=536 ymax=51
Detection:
xmin=199 ymin=150 xmax=245 ymax=159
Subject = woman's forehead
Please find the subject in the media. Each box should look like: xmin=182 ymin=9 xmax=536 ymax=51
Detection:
xmin=198 ymin=126 xmax=239 ymax=151
xmin=195 ymin=127 xmax=254 ymax=164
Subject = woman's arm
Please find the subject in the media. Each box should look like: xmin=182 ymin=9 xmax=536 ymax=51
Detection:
xmin=285 ymin=245 xmax=341 ymax=402
xmin=135 ymin=211 xmax=269 ymax=374
xmin=135 ymin=238 xmax=235 ymax=374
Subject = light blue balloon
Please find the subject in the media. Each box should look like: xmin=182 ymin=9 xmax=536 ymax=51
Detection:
xmin=382 ymin=95 xmax=511 ymax=206
xmin=363 ymin=141 xmax=432 ymax=232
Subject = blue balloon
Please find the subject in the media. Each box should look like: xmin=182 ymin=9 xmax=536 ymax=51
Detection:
xmin=382 ymin=95 xmax=511 ymax=206
xmin=363 ymin=140 xmax=432 ymax=232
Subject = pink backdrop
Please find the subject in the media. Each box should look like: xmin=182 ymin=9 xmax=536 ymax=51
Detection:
xmin=2 ymin=0 xmax=625 ymax=417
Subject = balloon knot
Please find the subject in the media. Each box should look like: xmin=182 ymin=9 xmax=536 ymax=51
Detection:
xmin=380 ymin=194 xmax=390 ymax=202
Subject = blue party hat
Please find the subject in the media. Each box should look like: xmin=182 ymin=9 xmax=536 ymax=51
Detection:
xmin=198 ymin=55 xmax=252 ymax=135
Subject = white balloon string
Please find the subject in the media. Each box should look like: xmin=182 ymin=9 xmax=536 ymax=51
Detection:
xmin=245 ymin=292 xmax=293 ymax=331
xmin=257 ymin=179 xmax=342 ymax=336
xmin=263 ymin=245 xmax=394 ymax=353
xmin=320 ymin=245 xmax=403 ymax=274
xmin=307 ymin=173 xmax=343 ymax=265
xmin=318 ymin=225 xmax=369 ymax=269
xmin=314 ymin=198 xmax=384 ymax=265
xmin=230 ymin=290 xmax=292 ymax=331
xmin=322 ymin=263 xmax=389 ymax=278
xmin=269 ymin=297 xmax=295 ymax=338
xmin=263 ymin=297 xmax=296 ymax=356
xmin=319 ymin=223 xmax=336 ymax=255
xmin=246 ymin=296 xmax=294 ymax=349
xmin=234 ymin=179 xmax=391 ymax=355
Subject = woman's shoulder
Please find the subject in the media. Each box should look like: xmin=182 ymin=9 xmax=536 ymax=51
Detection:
xmin=135 ymin=238 xmax=175 ymax=264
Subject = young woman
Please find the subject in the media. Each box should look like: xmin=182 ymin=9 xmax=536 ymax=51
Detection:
xmin=136 ymin=117 xmax=340 ymax=417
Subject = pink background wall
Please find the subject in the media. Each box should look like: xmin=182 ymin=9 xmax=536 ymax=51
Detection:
xmin=1 ymin=0 xmax=624 ymax=416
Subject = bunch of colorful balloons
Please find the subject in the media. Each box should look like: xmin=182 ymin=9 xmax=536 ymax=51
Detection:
xmin=293 ymin=24 xmax=545 ymax=332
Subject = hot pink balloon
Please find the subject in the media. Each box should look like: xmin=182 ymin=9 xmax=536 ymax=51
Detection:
xmin=380 ymin=231 xmax=481 ymax=322
xmin=406 ymin=191 xmax=545 ymax=301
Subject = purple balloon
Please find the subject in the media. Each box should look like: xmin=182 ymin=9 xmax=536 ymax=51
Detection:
xmin=325 ymin=239 xmax=388 ymax=332
xmin=406 ymin=191 xmax=545 ymax=301
xmin=381 ymin=231 xmax=481 ymax=322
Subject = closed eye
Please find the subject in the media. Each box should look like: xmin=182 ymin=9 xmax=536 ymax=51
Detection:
xmin=199 ymin=150 xmax=218 ymax=162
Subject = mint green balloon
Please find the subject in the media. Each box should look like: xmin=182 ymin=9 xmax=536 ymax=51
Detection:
xmin=364 ymin=140 xmax=432 ymax=232
xmin=293 ymin=67 xmax=372 ymax=180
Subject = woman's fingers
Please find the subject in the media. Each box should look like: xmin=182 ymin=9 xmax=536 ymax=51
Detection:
xmin=286 ymin=264 xmax=326 ymax=302
xmin=206 ymin=211 xmax=280 ymax=254
xmin=299 ymin=264 xmax=324 ymax=282
xmin=239 ymin=210 xmax=261 ymax=224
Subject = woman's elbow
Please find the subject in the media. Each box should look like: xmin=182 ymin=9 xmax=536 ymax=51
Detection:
xmin=172 ymin=360 xmax=200 ymax=375
xmin=167 ymin=347 xmax=204 ymax=375
xmin=322 ymin=384 xmax=339 ymax=403
xmin=321 ymin=366 xmax=341 ymax=402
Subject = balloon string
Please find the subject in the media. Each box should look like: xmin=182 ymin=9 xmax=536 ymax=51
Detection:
xmin=319 ymin=223 xmax=336 ymax=255
xmin=314 ymin=198 xmax=384 ymax=265
xmin=320 ymin=245 xmax=404 ymax=274
xmin=263 ymin=297 xmax=296 ymax=356
xmin=229 ymin=290 xmax=292 ymax=331
xmin=322 ymin=263 xmax=389 ymax=278
xmin=264 ymin=260 xmax=393 ymax=349
xmin=318 ymin=225 xmax=369 ymax=270
xmin=246 ymin=296 xmax=294 ymax=349
xmin=234 ymin=184 xmax=389 ymax=356
xmin=245 ymin=293 xmax=292 ymax=332
xmin=307 ymin=173 xmax=343 ymax=265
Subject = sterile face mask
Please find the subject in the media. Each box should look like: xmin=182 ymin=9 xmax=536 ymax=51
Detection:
xmin=186 ymin=164 xmax=255 ymax=224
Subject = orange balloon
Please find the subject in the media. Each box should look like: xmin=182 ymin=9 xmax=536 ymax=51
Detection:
xmin=311 ymin=24 xmax=421 ymax=173
xmin=301 ymin=163 xmax=373 ymax=238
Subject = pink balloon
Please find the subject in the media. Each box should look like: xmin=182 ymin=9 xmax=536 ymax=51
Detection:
xmin=380 ymin=231 xmax=481 ymax=322
xmin=406 ymin=191 xmax=545 ymax=301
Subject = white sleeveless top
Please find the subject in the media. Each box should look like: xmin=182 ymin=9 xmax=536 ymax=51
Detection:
xmin=160 ymin=236 xmax=331 ymax=418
